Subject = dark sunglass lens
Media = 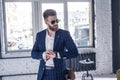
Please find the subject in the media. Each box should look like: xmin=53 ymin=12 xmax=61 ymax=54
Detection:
xmin=51 ymin=19 xmax=59 ymax=24
xmin=56 ymin=19 xmax=59 ymax=23
xmin=51 ymin=20 xmax=56 ymax=24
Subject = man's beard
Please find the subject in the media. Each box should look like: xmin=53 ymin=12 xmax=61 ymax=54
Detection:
xmin=48 ymin=25 xmax=58 ymax=31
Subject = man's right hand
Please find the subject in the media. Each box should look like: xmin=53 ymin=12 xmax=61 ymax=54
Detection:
xmin=44 ymin=51 xmax=50 ymax=61
xmin=45 ymin=50 xmax=56 ymax=61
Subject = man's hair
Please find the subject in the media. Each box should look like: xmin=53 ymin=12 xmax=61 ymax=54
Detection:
xmin=43 ymin=9 xmax=57 ymax=19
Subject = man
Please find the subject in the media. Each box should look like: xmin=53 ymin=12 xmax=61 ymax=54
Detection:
xmin=31 ymin=9 xmax=78 ymax=80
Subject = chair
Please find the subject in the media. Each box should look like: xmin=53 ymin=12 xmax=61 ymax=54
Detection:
xmin=117 ymin=69 xmax=120 ymax=80
xmin=79 ymin=58 xmax=94 ymax=80
xmin=64 ymin=69 xmax=75 ymax=80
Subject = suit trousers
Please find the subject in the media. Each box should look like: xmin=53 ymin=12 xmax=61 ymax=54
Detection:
xmin=41 ymin=68 xmax=57 ymax=80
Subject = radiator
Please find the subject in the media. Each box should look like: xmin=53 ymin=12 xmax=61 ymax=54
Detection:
xmin=66 ymin=52 xmax=96 ymax=72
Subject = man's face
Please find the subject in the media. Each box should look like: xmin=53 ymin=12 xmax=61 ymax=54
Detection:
xmin=45 ymin=16 xmax=59 ymax=31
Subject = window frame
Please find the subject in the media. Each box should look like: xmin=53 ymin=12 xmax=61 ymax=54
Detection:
xmin=66 ymin=1 xmax=94 ymax=48
xmin=3 ymin=0 xmax=40 ymax=53
xmin=41 ymin=0 xmax=94 ymax=48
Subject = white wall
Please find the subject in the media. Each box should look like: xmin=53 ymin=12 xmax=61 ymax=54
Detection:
xmin=94 ymin=0 xmax=112 ymax=75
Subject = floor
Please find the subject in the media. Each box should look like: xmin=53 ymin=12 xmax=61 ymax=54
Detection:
xmin=75 ymin=77 xmax=116 ymax=80
xmin=75 ymin=74 xmax=116 ymax=80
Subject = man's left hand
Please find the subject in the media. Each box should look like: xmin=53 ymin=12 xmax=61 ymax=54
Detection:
xmin=47 ymin=50 xmax=56 ymax=59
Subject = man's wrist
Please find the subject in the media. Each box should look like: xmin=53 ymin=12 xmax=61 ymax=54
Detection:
xmin=54 ymin=51 xmax=61 ymax=58
xmin=42 ymin=52 xmax=46 ymax=61
xmin=54 ymin=51 xmax=58 ymax=58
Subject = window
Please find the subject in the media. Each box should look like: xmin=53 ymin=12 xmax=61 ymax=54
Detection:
xmin=2 ymin=0 xmax=94 ymax=53
xmin=68 ymin=2 xmax=93 ymax=47
xmin=4 ymin=2 xmax=33 ymax=51
xmin=41 ymin=1 xmax=94 ymax=48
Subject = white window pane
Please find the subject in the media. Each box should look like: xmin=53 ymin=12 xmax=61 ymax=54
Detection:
xmin=42 ymin=3 xmax=64 ymax=29
xmin=5 ymin=2 xmax=33 ymax=51
xmin=68 ymin=2 xmax=92 ymax=47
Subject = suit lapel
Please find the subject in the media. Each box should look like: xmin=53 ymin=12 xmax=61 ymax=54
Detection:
xmin=53 ymin=29 xmax=60 ymax=50
xmin=41 ymin=30 xmax=46 ymax=50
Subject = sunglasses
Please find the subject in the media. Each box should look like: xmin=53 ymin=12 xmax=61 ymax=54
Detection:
xmin=50 ymin=19 xmax=59 ymax=25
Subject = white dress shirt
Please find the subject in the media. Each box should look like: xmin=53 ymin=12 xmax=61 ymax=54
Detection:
xmin=45 ymin=31 xmax=55 ymax=67
xmin=43 ymin=30 xmax=60 ymax=67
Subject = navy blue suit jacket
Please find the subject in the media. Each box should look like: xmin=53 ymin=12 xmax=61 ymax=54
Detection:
xmin=31 ymin=29 xmax=78 ymax=80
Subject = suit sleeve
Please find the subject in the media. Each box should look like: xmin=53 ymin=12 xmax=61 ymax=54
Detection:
xmin=59 ymin=31 xmax=79 ymax=59
xmin=31 ymin=33 xmax=43 ymax=60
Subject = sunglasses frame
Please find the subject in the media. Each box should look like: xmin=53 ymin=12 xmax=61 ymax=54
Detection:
xmin=50 ymin=19 xmax=59 ymax=25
